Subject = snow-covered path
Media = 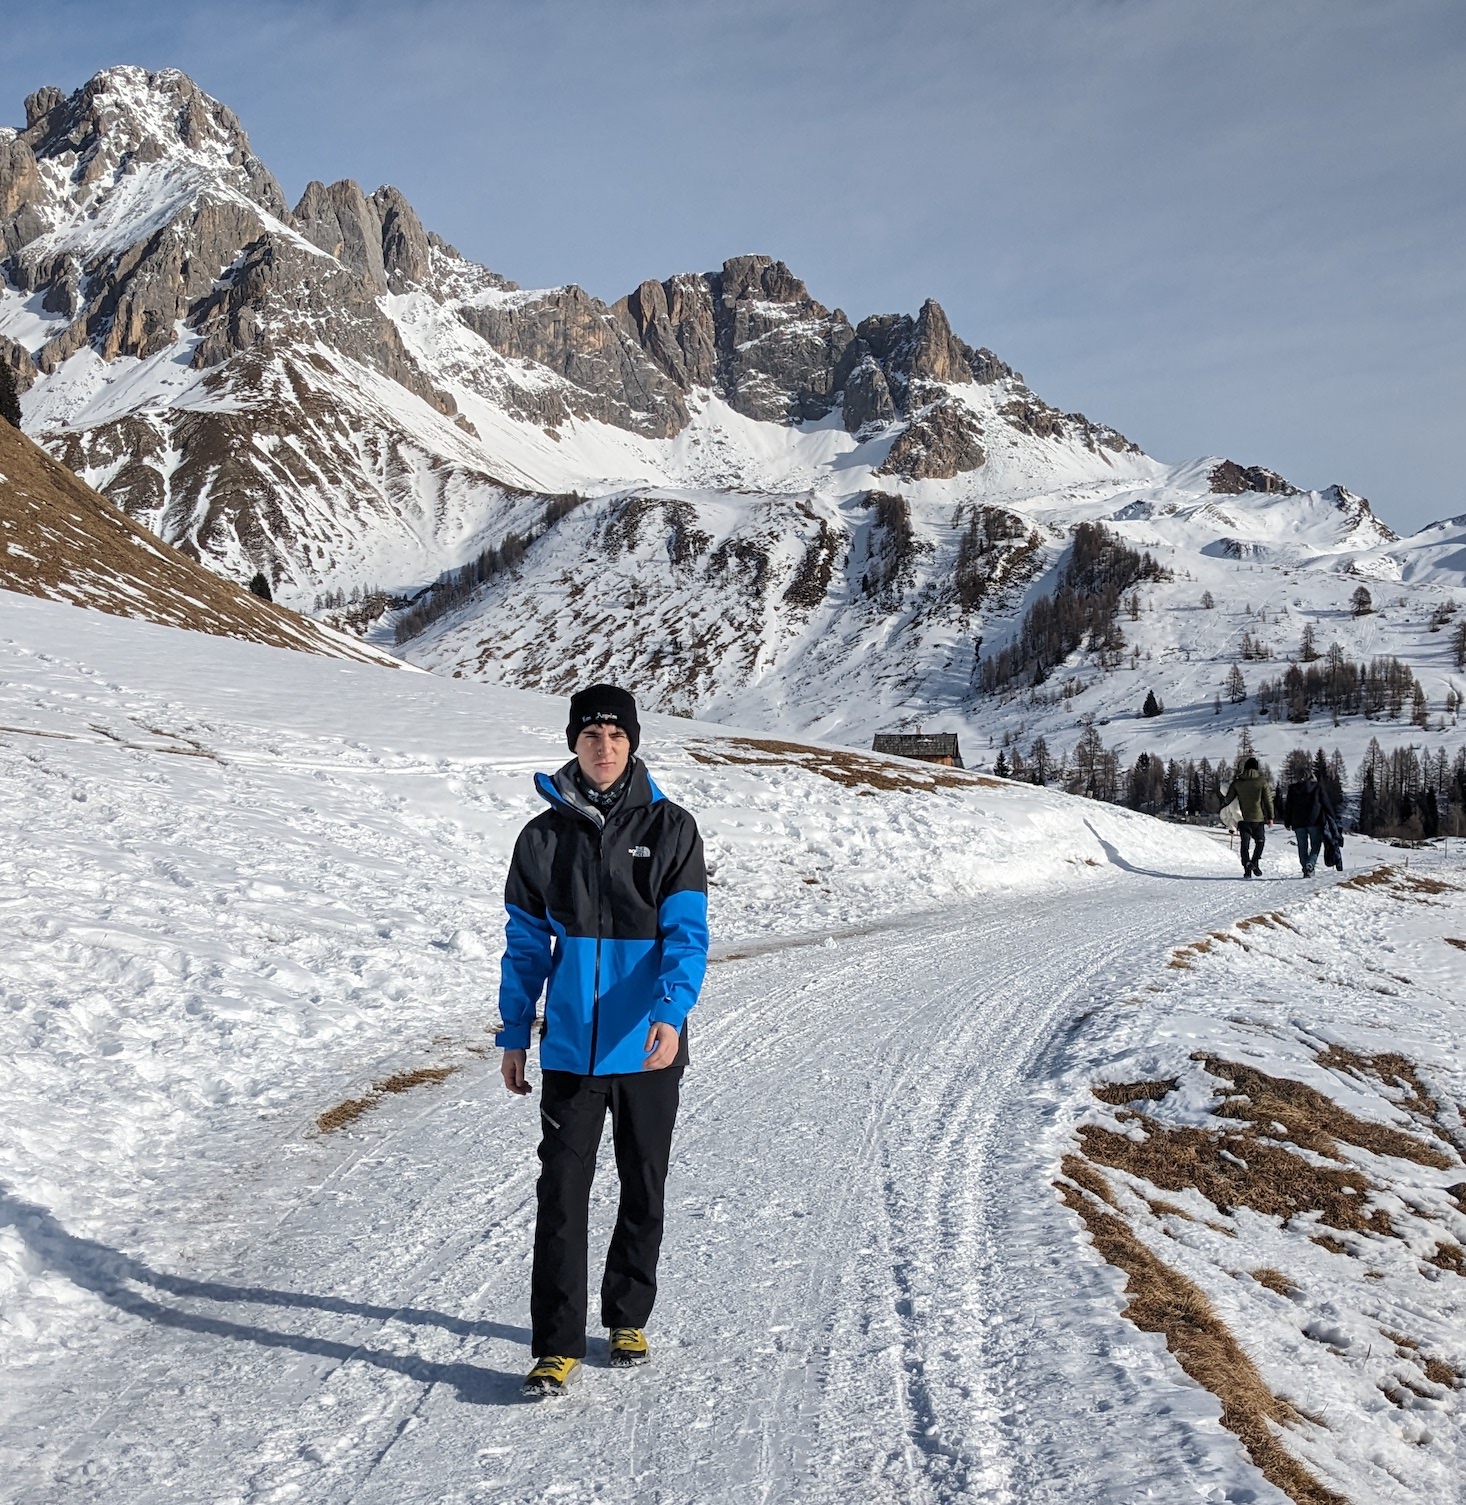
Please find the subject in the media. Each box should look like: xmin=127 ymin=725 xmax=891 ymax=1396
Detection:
xmin=10 ymin=873 xmax=1288 ymax=1505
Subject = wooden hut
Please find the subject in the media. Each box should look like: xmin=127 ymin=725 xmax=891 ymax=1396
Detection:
xmin=871 ymin=732 xmax=964 ymax=768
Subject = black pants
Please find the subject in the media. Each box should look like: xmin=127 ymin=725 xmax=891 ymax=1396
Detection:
xmin=1239 ymin=821 xmax=1266 ymax=872
xmin=531 ymin=1066 xmax=682 ymax=1357
xmin=1294 ymin=825 xmax=1323 ymax=873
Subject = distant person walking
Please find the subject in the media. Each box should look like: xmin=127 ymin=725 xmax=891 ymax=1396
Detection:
xmin=1223 ymin=756 xmax=1274 ymax=878
xmin=496 ymin=685 xmax=709 ymax=1397
xmin=1283 ymin=771 xmax=1336 ymax=878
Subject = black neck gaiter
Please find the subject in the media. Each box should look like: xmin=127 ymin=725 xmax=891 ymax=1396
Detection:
xmin=575 ymin=763 xmax=632 ymax=814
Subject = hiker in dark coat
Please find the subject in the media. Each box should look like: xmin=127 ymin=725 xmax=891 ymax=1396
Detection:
xmin=1222 ymin=757 xmax=1274 ymax=878
xmin=497 ymin=684 xmax=709 ymax=1397
xmin=1283 ymin=772 xmax=1336 ymax=878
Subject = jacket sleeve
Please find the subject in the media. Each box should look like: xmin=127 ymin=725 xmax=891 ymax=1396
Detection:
xmin=1263 ymin=782 xmax=1275 ymax=821
xmin=1221 ymin=781 xmax=1237 ymax=806
xmin=651 ymin=812 xmax=709 ymax=1030
xmin=495 ymin=827 xmax=553 ymax=1050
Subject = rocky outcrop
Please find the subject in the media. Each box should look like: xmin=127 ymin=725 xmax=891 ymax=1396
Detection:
xmin=1209 ymin=460 xmax=1297 ymax=496
xmin=289 ymin=180 xmax=434 ymax=295
xmin=458 ymin=283 xmax=689 ymax=437
xmin=295 ymin=179 xmax=392 ymax=291
xmin=0 ymin=70 xmax=459 ymax=417
xmin=16 ymin=67 xmax=287 ymax=216
xmin=373 ymin=186 xmax=432 ymax=288
xmin=1000 ymin=394 xmax=1139 ymax=456
xmin=840 ymin=356 xmax=897 ymax=433
xmin=613 ymin=255 xmax=854 ymax=424
xmin=614 ymin=274 xmax=719 ymax=390
xmin=877 ymin=398 xmax=986 ymax=480
xmin=0 ymin=132 xmax=46 ymax=260
xmin=0 ymin=335 xmax=38 ymax=393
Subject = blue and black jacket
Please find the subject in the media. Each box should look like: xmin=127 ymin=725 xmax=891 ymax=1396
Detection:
xmin=494 ymin=758 xmax=709 ymax=1076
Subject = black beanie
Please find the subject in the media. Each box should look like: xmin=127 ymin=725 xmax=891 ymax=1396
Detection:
xmin=566 ymin=684 xmax=640 ymax=753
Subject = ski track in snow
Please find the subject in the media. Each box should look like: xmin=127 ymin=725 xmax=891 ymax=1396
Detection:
xmin=10 ymin=880 xmax=1285 ymax=1505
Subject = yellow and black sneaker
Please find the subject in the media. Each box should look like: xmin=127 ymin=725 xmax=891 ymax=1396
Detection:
xmin=523 ymin=1355 xmax=581 ymax=1397
xmin=608 ymin=1327 xmax=650 ymax=1368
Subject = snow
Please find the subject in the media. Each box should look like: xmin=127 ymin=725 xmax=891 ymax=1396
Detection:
xmin=0 ymin=283 xmax=71 ymax=355
xmin=3 ymin=589 xmax=1462 ymax=1500
xmin=1050 ymin=862 xmax=1466 ymax=1501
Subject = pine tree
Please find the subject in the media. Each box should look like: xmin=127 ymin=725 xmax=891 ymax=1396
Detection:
xmin=994 ymin=749 xmax=1009 ymax=778
xmin=1225 ymin=663 xmax=1247 ymax=703
xmin=1200 ymin=590 xmax=1215 ymax=610
xmin=248 ymin=572 xmax=273 ymax=601
xmin=1142 ymin=689 xmax=1162 ymax=718
xmin=1350 ymin=585 xmax=1373 ymax=617
xmin=1358 ymin=768 xmax=1379 ymax=834
xmin=0 ymin=359 xmax=21 ymax=428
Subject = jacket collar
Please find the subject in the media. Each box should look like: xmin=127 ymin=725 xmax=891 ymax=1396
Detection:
xmin=535 ymin=757 xmax=661 ymax=828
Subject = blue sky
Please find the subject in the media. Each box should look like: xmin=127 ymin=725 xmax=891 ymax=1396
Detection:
xmin=5 ymin=0 xmax=1465 ymax=532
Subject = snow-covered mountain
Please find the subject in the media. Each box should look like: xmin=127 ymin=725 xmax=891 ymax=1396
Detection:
xmin=3 ymin=66 xmax=1463 ymax=771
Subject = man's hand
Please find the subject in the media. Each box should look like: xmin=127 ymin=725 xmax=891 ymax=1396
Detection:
xmin=642 ymin=1022 xmax=680 ymax=1071
xmin=501 ymin=1048 xmax=532 ymax=1095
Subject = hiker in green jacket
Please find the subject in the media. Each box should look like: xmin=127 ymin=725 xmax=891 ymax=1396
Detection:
xmin=1223 ymin=756 xmax=1275 ymax=879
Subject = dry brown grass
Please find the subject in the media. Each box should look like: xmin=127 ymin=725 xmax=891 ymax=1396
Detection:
xmin=1205 ymin=1055 xmax=1453 ymax=1170
xmin=1078 ymin=1053 xmax=1454 ymax=1244
xmin=1314 ymin=1044 xmax=1457 ymax=1150
xmin=315 ymin=1066 xmax=459 ymax=1133
xmin=1425 ymin=1240 xmax=1466 ymax=1274
xmin=1338 ymin=865 xmax=1458 ymax=902
xmin=1445 ymin=938 xmax=1466 ymax=953
xmin=686 ymin=736 xmax=998 ymax=794
xmin=1423 ymin=1355 xmax=1464 ymax=1387
xmin=0 ymin=421 xmax=390 ymax=664
xmin=1310 ymin=1233 xmax=1354 ymax=1257
xmin=1092 ymin=1078 xmax=1179 ymax=1106
xmin=1057 ymin=1157 xmax=1345 ymax=1505
xmin=1251 ymin=1267 xmax=1300 ymax=1297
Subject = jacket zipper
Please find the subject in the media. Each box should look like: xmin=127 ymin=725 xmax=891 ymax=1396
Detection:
xmin=587 ymin=817 xmax=609 ymax=1074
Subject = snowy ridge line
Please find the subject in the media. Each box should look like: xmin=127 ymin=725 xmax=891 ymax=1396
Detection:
xmin=1050 ymin=857 xmax=1466 ymax=1503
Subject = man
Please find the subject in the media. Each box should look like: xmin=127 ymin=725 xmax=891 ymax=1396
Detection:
xmin=496 ymin=684 xmax=709 ymax=1397
xmin=1222 ymin=756 xmax=1274 ymax=878
xmin=1282 ymin=769 xmax=1336 ymax=878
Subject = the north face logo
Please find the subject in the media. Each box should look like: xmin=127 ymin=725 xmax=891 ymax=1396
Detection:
xmin=628 ymin=845 xmax=651 ymax=858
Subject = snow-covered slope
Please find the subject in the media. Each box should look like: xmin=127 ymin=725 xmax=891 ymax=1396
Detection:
xmin=3 ymin=589 xmax=1463 ymax=1504
xmin=4 ymin=67 xmax=1463 ymax=776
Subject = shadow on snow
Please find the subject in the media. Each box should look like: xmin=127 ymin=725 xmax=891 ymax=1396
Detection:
xmin=1085 ymin=821 xmax=1249 ymax=883
xmin=0 ymin=1183 xmax=527 ymax=1406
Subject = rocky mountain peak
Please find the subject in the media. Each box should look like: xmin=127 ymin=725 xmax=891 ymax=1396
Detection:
xmin=17 ymin=67 xmax=284 ymax=214
xmin=1208 ymin=460 xmax=1296 ymax=497
xmin=23 ymin=88 xmax=65 ymax=131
